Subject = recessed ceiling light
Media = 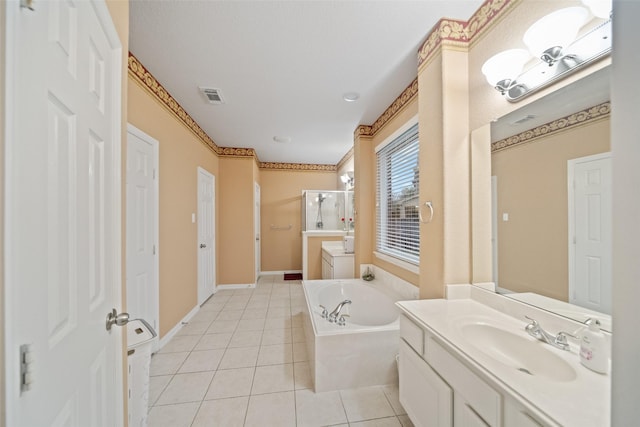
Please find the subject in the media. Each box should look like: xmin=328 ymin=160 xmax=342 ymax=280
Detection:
xmin=273 ymin=136 xmax=292 ymax=143
xmin=343 ymin=92 xmax=360 ymax=102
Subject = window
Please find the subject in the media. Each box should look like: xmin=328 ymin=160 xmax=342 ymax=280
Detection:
xmin=376 ymin=122 xmax=420 ymax=265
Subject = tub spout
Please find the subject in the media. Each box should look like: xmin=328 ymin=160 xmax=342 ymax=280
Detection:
xmin=328 ymin=300 xmax=351 ymax=323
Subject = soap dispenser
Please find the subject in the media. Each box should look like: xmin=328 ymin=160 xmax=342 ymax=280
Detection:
xmin=579 ymin=318 xmax=609 ymax=374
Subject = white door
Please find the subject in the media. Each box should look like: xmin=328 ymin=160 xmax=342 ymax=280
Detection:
xmin=197 ymin=168 xmax=216 ymax=304
xmin=5 ymin=1 xmax=124 ymax=426
xmin=255 ymin=182 xmax=261 ymax=281
xmin=126 ymin=125 xmax=159 ymax=334
xmin=569 ymin=153 xmax=612 ymax=314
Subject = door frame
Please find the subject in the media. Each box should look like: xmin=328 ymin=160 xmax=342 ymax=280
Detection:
xmin=197 ymin=167 xmax=216 ymax=305
xmin=126 ymin=124 xmax=160 ymax=340
xmin=254 ymin=182 xmax=261 ymax=282
xmin=568 ymin=151 xmax=612 ymax=311
xmin=3 ymin=0 xmax=124 ymax=423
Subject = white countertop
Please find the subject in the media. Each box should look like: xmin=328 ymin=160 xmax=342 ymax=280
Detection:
xmin=397 ymin=298 xmax=610 ymax=427
xmin=321 ymin=241 xmax=354 ymax=257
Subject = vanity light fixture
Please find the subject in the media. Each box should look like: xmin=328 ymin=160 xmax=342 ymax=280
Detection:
xmin=482 ymin=1 xmax=612 ymax=102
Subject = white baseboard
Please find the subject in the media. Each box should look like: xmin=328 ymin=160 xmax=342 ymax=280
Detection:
xmin=216 ymin=283 xmax=256 ymax=290
xmin=155 ymin=304 xmax=200 ymax=352
xmin=261 ymin=270 xmax=302 ymax=276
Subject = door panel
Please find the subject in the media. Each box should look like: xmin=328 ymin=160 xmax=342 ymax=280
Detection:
xmin=198 ymin=168 xmax=216 ymax=304
xmin=570 ymin=154 xmax=612 ymax=314
xmin=6 ymin=1 xmax=123 ymax=425
xmin=126 ymin=126 xmax=159 ymax=333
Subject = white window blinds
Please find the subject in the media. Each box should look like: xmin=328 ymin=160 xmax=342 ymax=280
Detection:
xmin=376 ymin=123 xmax=420 ymax=265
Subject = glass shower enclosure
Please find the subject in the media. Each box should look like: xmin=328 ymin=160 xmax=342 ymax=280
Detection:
xmin=301 ymin=190 xmax=355 ymax=231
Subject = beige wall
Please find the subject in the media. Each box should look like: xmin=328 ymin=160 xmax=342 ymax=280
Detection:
xmin=127 ymin=79 xmax=219 ymax=337
xmin=219 ymin=156 xmax=256 ymax=284
xmin=493 ymin=118 xmax=610 ymax=301
xmin=260 ymin=169 xmax=337 ymax=272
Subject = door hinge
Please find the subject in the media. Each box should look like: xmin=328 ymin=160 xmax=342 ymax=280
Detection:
xmin=153 ymin=244 xmax=156 ymax=255
xmin=153 ymin=169 xmax=156 ymax=180
xmin=20 ymin=0 xmax=35 ymax=11
xmin=20 ymin=344 xmax=35 ymax=393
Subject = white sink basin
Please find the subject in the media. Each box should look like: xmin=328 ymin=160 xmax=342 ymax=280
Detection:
xmin=460 ymin=323 xmax=577 ymax=382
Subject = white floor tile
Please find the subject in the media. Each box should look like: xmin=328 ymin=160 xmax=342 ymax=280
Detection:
xmin=269 ymin=297 xmax=291 ymax=308
xmin=150 ymin=352 xmax=189 ymax=376
xmin=244 ymin=391 xmax=296 ymax=427
xmin=266 ymin=306 xmax=292 ymax=319
xmin=257 ymin=343 xmax=293 ymax=366
xmin=190 ymin=309 xmax=219 ymax=323
xmin=218 ymin=346 xmax=259 ymax=369
xmin=293 ymin=362 xmax=313 ymax=390
xmin=292 ymin=327 xmax=305 ymax=343
xmin=148 ymin=375 xmax=172 ymax=406
xmin=228 ymin=330 xmax=263 ymax=348
xmin=175 ymin=321 xmax=211 ymax=337
xmin=263 ymin=317 xmax=292 ymax=330
xmin=261 ymin=328 xmax=292 ymax=345
xmin=295 ymin=389 xmax=348 ymax=427
xmin=155 ymin=371 xmax=215 ymax=405
xmin=340 ymin=386 xmax=396 ymax=422
xmin=177 ymin=349 xmax=225 ymax=373
xmin=241 ymin=308 xmax=268 ymax=320
xmin=251 ymin=363 xmax=295 ymax=394
xmin=382 ymin=384 xmax=406 ymax=415
xmin=194 ymin=332 xmax=233 ymax=351
xmin=236 ymin=318 xmax=266 ymax=331
xmin=192 ymin=396 xmax=249 ymax=427
xmin=350 ymin=417 xmax=403 ymax=427
xmin=206 ymin=319 xmax=239 ymax=334
xmin=292 ymin=342 xmax=308 ymax=362
xmin=157 ymin=335 xmax=201 ymax=353
xmin=205 ymin=367 xmax=255 ymax=400
xmin=217 ymin=309 xmax=245 ymax=320
xmin=224 ymin=302 xmax=249 ymax=311
xmin=147 ymin=402 xmax=199 ymax=427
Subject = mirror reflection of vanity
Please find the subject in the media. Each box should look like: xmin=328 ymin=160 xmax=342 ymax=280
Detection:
xmin=475 ymin=66 xmax=612 ymax=332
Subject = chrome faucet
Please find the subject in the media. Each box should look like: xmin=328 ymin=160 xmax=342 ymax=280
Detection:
xmin=524 ymin=316 xmax=575 ymax=351
xmin=328 ymin=300 xmax=351 ymax=323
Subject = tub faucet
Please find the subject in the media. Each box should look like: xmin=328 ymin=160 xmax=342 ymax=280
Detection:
xmin=328 ymin=300 xmax=351 ymax=323
xmin=524 ymin=316 xmax=575 ymax=351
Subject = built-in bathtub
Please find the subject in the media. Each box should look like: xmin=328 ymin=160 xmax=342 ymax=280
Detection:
xmin=302 ymin=278 xmax=404 ymax=392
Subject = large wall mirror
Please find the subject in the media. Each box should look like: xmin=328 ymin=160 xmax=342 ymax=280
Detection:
xmin=481 ymin=66 xmax=612 ymax=331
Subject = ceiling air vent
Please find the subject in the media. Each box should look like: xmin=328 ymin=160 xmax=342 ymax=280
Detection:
xmin=199 ymin=87 xmax=225 ymax=105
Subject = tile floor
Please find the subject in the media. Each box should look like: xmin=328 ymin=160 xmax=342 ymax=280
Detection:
xmin=147 ymin=275 xmax=413 ymax=427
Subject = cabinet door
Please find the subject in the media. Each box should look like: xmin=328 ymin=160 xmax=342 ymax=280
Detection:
xmin=399 ymin=340 xmax=452 ymax=427
xmin=454 ymin=393 xmax=489 ymax=427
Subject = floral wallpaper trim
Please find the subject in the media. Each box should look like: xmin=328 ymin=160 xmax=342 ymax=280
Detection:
xmin=258 ymin=162 xmax=337 ymax=171
xmin=355 ymin=78 xmax=418 ymax=138
xmin=491 ymin=101 xmax=611 ymax=153
xmin=129 ymin=53 xmax=339 ymax=171
xmin=128 ymin=53 xmax=222 ymax=155
xmin=418 ymin=0 xmax=516 ymax=67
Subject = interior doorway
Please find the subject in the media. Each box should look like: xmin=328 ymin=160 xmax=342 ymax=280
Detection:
xmin=198 ymin=167 xmax=216 ymax=304
xmin=126 ymin=124 xmax=159 ymax=337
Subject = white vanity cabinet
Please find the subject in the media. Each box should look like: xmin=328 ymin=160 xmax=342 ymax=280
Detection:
xmin=399 ymin=314 xmax=499 ymax=427
xmin=399 ymin=313 xmax=549 ymax=427
xmin=321 ymin=242 xmax=354 ymax=279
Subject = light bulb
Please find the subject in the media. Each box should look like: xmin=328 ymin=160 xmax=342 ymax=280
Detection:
xmin=481 ymin=49 xmax=531 ymax=90
xmin=523 ymin=7 xmax=590 ymax=60
xmin=582 ymin=0 xmax=612 ymax=19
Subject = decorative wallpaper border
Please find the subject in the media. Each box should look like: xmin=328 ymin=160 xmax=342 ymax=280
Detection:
xmin=417 ymin=0 xmax=516 ymax=68
xmin=355 ymin=78 xmax=418 ymax=138
xmin=128 ymin=53 xmax=222 ymax=155
xmin=491 ymin=101 xmax=611 ymax=153
xmin=258 ymin=162 xmax=336 ymax=172
xmin=129 ymin=52 xmax=340 ymax=171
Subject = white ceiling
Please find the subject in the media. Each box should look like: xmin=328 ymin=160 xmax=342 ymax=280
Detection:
xmin=129 ymin=0 xmax=483 ymax=165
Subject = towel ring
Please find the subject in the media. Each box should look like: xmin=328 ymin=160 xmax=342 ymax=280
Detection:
xmin=418 ymin=201 xmax=434 ymax=224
